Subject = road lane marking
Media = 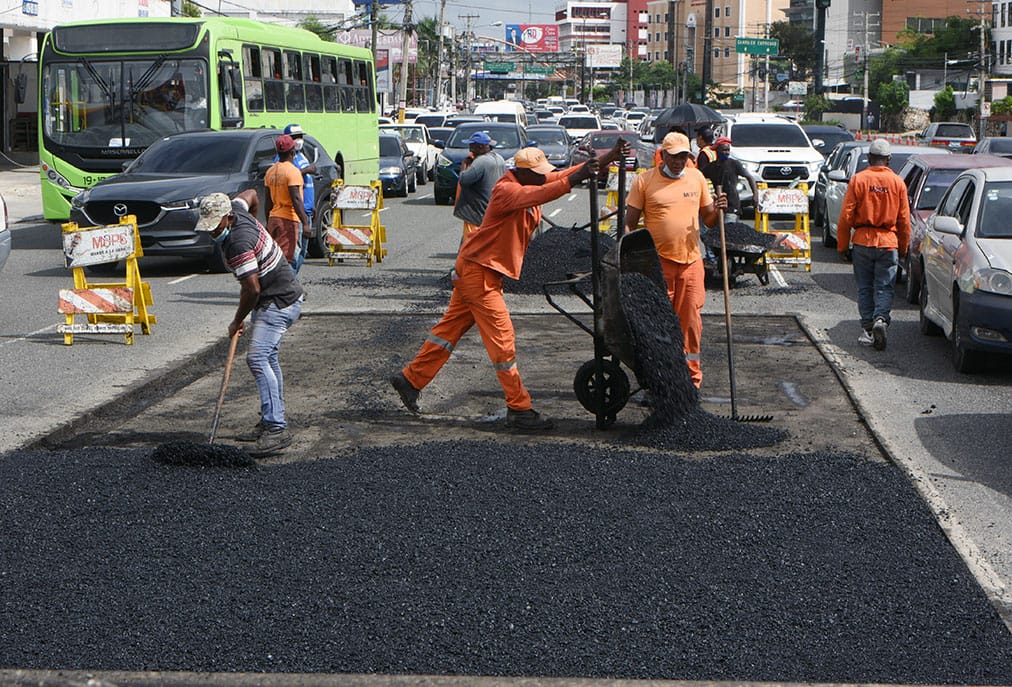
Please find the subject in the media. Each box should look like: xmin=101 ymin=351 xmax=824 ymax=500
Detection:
xmin=168 ymin=275 xmax=198 ymax=285
xmin=417 ymin=193 xmax=432 ymax=199
xmin=0 ymin=324 xmax=57 ymax=349
xmin=769 ymin=265 xmax=788 ymax=288
xmin=549 ymin=208 xmax=562 ymax=217
xmin=567 ymin=193 xmax=576 ymax=202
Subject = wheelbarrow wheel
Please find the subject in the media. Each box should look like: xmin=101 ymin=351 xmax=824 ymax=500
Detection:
xmin=573 ymin=359 xmax=630 ymax=419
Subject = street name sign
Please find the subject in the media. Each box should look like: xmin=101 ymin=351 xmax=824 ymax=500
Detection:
xmin=735 ymin=37 xmax=780 ymax=56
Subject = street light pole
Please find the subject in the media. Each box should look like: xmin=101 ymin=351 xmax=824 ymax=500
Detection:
xmin=398 ymin=0 xmax=413 ymax=122
xmin=435 ymin=0 xmax=447 ymax=110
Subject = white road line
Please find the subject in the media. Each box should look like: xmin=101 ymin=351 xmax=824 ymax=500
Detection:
xmin=567 ymin=193 xmax=576 ymax=202
xmin=769 ymin=264 xmax=788 ymax=288
xmin=417 ymin=193 xmax=432 ymax=199
xmin=0 ymin=324 xmax=57 ymax=349
xmin=549 ymin=208 xmax=562 ymax=217
xmin=168 ymin=274 xmax=197 ymax=285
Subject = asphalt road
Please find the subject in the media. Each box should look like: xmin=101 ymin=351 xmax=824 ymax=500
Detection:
xmin=0 ymin=166 xmax=1010 ymax=635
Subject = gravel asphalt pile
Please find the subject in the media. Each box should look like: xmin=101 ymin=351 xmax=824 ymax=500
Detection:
xmin=702 ymin=222 xmax=779 ymax=252
xmin=505 ymin=227 xmax=616 ymax=294
xmin=620 ymin=272 xmax=787 ymax=451
xmin=3 ymin=442 xmax=1011 ymax=683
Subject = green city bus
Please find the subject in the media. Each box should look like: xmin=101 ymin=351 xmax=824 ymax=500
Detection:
xmin=39 ymin=17 xmax=379 ymax=221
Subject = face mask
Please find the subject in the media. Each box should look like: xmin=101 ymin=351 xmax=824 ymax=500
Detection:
xmin=717 ymin=152 xmax=730 ymax=161
xmin=661 ymin=165 xmax=684 ymax=180
xmin=294 ymin=138 xmax=304 ymax=152
xmin=211 ymin=226 xmax=230 ymax=243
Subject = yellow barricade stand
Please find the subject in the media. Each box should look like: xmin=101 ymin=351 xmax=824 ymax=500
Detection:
xmin=58 ymin=215 xmax=156 ymax=345
xmin=325 ymin=180 xmax=386 ymax=267
xmin=755 ymin=182 xmax=812 ymax=272
xmin=599 ymin=166 xmax=645 ymax=232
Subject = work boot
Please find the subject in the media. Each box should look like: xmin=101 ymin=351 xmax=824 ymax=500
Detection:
xmin=236 ymin=420 xmax=265 ymax=442
xmin=872 ymin=318 xmax=888 ymax=351
xmin=857 ymin=329 xmax=874 ymax=347
xmin=390 ymin=372 xmax=420 ymax=413
xmin=250 ymin=426 xmax=292 ymax=456
xmin=505 ymin=408 xmax=554 ymax=431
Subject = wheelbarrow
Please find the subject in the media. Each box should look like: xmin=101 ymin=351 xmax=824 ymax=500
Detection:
xmin=701 ymin=221 xmax=780 ymax=286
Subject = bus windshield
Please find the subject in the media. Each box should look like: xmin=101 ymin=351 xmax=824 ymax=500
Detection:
xmin=43 ymin=57 xmax=209 ymax=149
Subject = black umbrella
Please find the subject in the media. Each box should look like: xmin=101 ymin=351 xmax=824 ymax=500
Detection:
xmin=651 ymin=103 xmax=724 ymax=143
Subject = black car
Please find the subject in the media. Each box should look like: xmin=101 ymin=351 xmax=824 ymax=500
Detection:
xmin=69 ymin=129 xmax=341 ymax=270
xmin=802 ymin=124 xmax=856 ymax=158
xmin=378 ymin=133 xmax=419 ymax=198
xmin=525 ymin=125 xmax=574 ymax=169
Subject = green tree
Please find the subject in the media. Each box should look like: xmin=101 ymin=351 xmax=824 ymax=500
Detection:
xmin=803 ymin=94 xmax=831 ymax=121
xmin=866 ymin=48 xmax=904 ymax=102
xmin=991 ymin=95 xmax=1012 ymax=115
xmin=298 ymin=15 xmax=334 ymax=41
xmin=897 ymin=17 xmax=982 ymax=59
xmin=180 ymin=1 xmax=201 ymax=17
xmin=767 ymin=21 xmax=817 ymax=79
xmin=934 ymin=85 xmax=956 ymax=120
xmin=878 ymin=79 xmax=909 ymax=115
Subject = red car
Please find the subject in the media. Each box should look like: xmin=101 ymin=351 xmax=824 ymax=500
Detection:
xmin=571 ymin=130 xmax=646 ymax=187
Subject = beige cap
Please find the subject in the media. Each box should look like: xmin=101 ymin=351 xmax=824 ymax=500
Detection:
xmin=868 ymin=138 xmax=891 ymax=156
xmin=195 ymin=193 xmax=232 ymax=232
xmin=514 ymin=147 xmax=556 ymax=174
xmin=660 ymin=132 xmax=692 ymax=155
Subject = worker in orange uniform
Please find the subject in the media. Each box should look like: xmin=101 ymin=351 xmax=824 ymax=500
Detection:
xmin=624 ymin=132 xmax=727 ymax=388
xmin=391 ymin=140 xmax=630 ymax=431
xmin=835 ymin=138 xmax=910 ymax=351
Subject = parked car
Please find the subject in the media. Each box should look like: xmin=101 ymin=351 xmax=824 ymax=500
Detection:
xmin=821 ymin=144 xmax=951 ymax=247
xmin=414 ymin=113 xmax=451 ymax=129
xmin=571 ymin=130 xmax=647 ymax=187
xmin=898 ymin=153 xmax=1012 ymax=305
xmin=432 ymin=122 xmax=527 ymax=205
xmin=918 ymin=166 xmax=1012 ymax=371
xmin=525 ymin=125 xmax=574 ymax=169
xmin=378 ymin=132 xmax=419 ymax=198
xmin=427 ymin=127 xmax=455 ymax=146
xmin=972 ymin=136 xmax=1012 ymax=159
xmin=69 ymin=129 xmax=341 ymax=269
xmin=380 ymin=123 xmax=437 ymax=183
xmin=802 ymin=124 xmax=856 ymax=158
xmin=0 ymin=193 xmax=9 ymax=273
xmin=812 ymin=140 xmax=867 ymax=229
xmin=444 ymin=115 xmax=485 ymax=128
xmin=916 ymin=122 xmax=977 ymax=153
xmin=534 ymin=109 xmax=558 ymax=124
xmin=557 ymin=114 xmax=603 ymax=143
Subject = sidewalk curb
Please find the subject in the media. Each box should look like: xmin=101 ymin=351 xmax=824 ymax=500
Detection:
xmin=796 ymin=313 xmax=1012 ymax=633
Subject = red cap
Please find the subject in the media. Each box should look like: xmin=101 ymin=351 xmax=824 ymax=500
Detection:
xmin=275 ymin=134 xmax=296 ymax=153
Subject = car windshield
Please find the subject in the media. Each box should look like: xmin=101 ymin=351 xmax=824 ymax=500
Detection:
xmin=415 ymin=115 xmax=444 ymax=127
xmin=128 ymin=134 xmax=247 ymax=174
xmin=560 ymin=117 xmax=599 ymax=129
xmin=447 ymin=128 xmax=520 ymax=148
xmin=916 ymin=169 xmax=964 ymax=210
xmin=856 ymin=152 xmax=915 ymax=174
xmin=590 ymin=134 xmax=623 ymax=149
xmin=935 ymin=124 xmax=974 ymax=138
xmin=731 ymin=123 xmax=809 ymax=147
xmin=977 ymin=182 xmax=1012 ymax=238
xmin=379 ymin=137 xmax=403 ymax=157
xmin=385 ymin=126 xmax=425 ymax=143
xmin=527 ymin=129 xmax=568 ymax=146
xmin=810 ymin=131 xmax=854 ymax=152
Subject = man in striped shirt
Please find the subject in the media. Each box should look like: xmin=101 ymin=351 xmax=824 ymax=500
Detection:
xmin=196 ymin=192 xmax=305 ymax=456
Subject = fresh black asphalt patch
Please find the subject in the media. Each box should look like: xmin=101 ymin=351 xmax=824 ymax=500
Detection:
xmin=2 ymin=441 xmax=1011 ymax=683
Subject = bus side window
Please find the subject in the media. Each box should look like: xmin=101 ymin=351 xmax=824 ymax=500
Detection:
xmin=263 ymin=48 xmax=285 ymax=112
xmin=339 ymin=58 xmax=355 ymax=113
xmin=284 ymin=50 xmax=304 ymax=111
xmin=355 ymin=60 xmax=375 ymax=113
xmin=243 ymin=45 xmax=264 ymax=112
xmin=218 ymin=52 xmax=244 ymax=128
xmin=305 ymin=53 xmax=322 ymax=113
xmin=322 ymin=56 xmax=340 ymax=112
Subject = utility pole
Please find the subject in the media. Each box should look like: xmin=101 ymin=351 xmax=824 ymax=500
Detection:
xmin=370 ymin=0 xmax=379 ymax=61
xmin=968 ymin=0 xmax=990 ymax=138
xmin=397 ymin=0 xmax=413 ymax=122
xmin=667 ymin=0 xmax=676 ymax=106
xmin=701 ymin=0 xmax=713 ymax=103
xmin=763 ymin=0 xmax=771 ymax=111
xmin=461 ymin=13 xmax=479 ymax=106
xmin=854 ymin=10 xmax=879 ymax=130
xmin=814 ymin=0 xmax=830 ymax=113
xmin=434 ymin=0 xmax=447 ymax=110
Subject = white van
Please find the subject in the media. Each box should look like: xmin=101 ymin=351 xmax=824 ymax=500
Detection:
xmin=472 ymin=100 xmax=527 ymax=124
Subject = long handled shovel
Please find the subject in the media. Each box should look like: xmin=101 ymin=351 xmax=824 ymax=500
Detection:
xmin=209 ymin=331 xmax=241 ymax=444
xmin=715 ymin=186 xmax=772 ymax=423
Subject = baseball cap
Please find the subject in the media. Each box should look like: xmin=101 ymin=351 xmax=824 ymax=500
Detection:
xmin=195 ymin=193 xmax=232 ymax=232
xmin=869 ymin=138 xmax=892 ymax=156
xmin=275 ymin=134 xmax=296 ymax=153
xmin=660 ymin=132 xmax=692 ymax=155
xmin=514 ymin=147 xmax=555 ymax=175
xmin=284 ymin=124 xmax=304 ymax=137
xmin=467 ymin=131 xmax=495 ymax=146
xmin=714 ymin=136 xmax=732 ymax=147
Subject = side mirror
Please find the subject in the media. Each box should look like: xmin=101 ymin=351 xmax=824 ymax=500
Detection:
xmin=433 ymin=140 xmax=445 ymax=149
xmin=828 ymin=169 xmax=849 ymax=182
xmin=932 ymin=215 xmax=963 ymax=236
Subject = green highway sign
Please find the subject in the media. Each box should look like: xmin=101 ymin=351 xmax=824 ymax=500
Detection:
xmin=735 ymin=37 xmax=780 ymax=55
xmin=484 ymin=61 xmax=514 ymax=73
xmin=525 ymin=65 xmax=554 ymax=74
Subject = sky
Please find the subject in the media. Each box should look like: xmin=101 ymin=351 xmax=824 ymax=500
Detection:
xmin=391 ymin=0 xmax=555 ymax=37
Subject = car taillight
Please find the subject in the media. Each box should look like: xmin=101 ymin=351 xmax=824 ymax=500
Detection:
xmin=961 ymin=141 xmax=975 ymax=147
xmin=931 ymin=139 xmax=949 ymax=146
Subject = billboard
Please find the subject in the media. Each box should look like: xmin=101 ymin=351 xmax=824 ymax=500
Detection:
xmin=504 ymin=24 xmax=559 ymax=53
xmin=586 ymin=44 xmax=623 ymax=68
xmin=334 ymin=29 xmax=418 ymax=63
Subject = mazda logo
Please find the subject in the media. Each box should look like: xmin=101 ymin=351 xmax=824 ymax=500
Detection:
xmin=780 ymin=166 xmax=793 ymax=177
xmin=113 ymin=203 xmax=128 ymax=217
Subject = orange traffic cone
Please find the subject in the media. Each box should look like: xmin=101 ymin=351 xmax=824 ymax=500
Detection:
xmin=855 ymin=130 xmax=863 ymax=141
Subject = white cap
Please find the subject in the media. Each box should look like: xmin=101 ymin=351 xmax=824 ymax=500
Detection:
xmin=868 ymin=138 xmax=891 ymax=157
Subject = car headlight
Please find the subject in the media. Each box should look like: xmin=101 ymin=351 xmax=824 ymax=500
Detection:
xmin=741 ymin=161 xmax=760 ymax=173
xmin=379 ymin=166 xmax=403 ymax=176
xmin=437 ymin=154 xmax=453 ymax=167
xmin=546 ymin=153 xmax=566 ymax=161
xmin=974 ymin=268 xmax=1012 ymax=296
xmin=71 ymin=189 xmax=91 ymax=208
xmin=808 ymin=161 xmax=823 ymax=175
xmin=162 ymin=197 xmax=201 ymax=211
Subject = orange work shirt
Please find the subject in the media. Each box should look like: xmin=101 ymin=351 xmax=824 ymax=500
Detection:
xmin=836 ymin=165 xmax=911 ymax=256
xmin=457 ymin=166 xmax=581 ymax=280
xmin=627 ymin=166 xmax=713 ymax=264
xmin=265 ymin=161 xmax=304 ymax=222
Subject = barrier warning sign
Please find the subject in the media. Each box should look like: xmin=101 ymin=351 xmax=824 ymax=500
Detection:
xmin=757 ymin=187 xmax=809 ymax=215
xmin=333 ymin=185 xmax=379 ymax=210
xmin=63 ymin=224 xmax=135 ymax=268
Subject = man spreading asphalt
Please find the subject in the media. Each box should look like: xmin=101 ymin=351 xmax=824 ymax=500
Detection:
xmin=265 ymin=134 xmax=311 ymax=270
xmin=453 ymin=131 xmax=506 ymax=241
xmin=625 ymin=132 xmax=727 ymax=389
xmin=278 ymin=124 xmax=318 ymax=273
xmin=391 ymin=140 xmax=629 ymax=431
xmin=836 ymin=138 xmax=910 ymax=351
xmin=195 ymin=192 xmax=304 ymax=455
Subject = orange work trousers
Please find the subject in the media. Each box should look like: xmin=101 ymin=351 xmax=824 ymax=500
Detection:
xmin=660 ymin=256 xmax=705 ymax=388
xmin=401 ymin=259 xmax=532 ymax=411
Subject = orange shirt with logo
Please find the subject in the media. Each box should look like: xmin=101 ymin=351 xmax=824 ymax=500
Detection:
xmin=265 ymin=161 xmax=304 ymax=222
xmin=627 ymin=166 xmax=713 ymax=264
xmin=836 ymin=165 xmax=910 ymax=255
xmin=457 ymin=166 xmax=581 ymax=280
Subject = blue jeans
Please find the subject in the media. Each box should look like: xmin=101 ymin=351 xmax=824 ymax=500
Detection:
xmin=248 ymin=296 xmax=303 ymax=429
xmin=851 ymin=244 xmax=898 ymax=330
xmin=291 ymin=211 xmax=313 ymax=274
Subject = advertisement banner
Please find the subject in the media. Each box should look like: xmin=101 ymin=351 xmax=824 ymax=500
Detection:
xmin=504 ymin=24 xmax=559 ymax=53
xmin=586 ymin=44 xmax=623 ymax=68
xmin=375 ymin=49 xmax=390 ymax=93
xmin=334 ymin=29 xmax=417 ymax=63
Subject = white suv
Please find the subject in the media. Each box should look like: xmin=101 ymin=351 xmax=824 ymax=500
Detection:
xmin=714 ymin=113 xmax=824 ymax=202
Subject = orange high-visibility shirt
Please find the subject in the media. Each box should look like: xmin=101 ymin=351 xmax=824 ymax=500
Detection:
xmin=457 ymin=166 xmax=582 ymax=280
xmin=627 ymin=166 xmax=713 ymax=264
xmin=265 ymin=161 xmax=304 ymax=222
xmin=836 ymin=165 xmax=910 ymax=256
